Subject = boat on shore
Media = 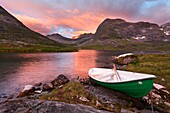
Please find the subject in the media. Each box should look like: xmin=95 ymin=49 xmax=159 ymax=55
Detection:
xmin=88 ymin=67 xmax=156 ymax=98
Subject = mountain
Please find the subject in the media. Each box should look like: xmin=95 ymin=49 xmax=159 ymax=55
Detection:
xmin=47 ymin=33 xmax=93 ymax=45
xmin=79 ymin=18 xmax=170 ymax=51
xmin=0 ymin=6 xmax=60 ymax=47
xmin=47 ymin=33 xmax=74 ymax=44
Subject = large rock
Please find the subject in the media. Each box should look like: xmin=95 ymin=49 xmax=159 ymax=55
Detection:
xmin=51 ymin=74 xmax=69 ymax=88
xmin=143 ymin=83 xmax=170 ymax=108
xmin=42 ymin=83 xmax=53 ymax=91
xmin=17 ymin=85 xmax=35 ymax=97
xmin=112 ymin=53 xmax=138 ymax=65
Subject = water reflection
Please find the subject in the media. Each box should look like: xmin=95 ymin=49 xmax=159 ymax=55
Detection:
xmin=2 ymin=50 xmax=166 ymax=95
xmin=0 ymin=50 xmax=105 ymax=95
xmin=73 ymin=50 xmax=97 ymax=77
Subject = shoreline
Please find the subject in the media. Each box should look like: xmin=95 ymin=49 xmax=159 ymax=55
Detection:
xmin=0 ymin=46 xmax=78 ymax=53
xmin=0 ymin=75 xmax=169 ymax=113
xmin=0 ymin=52 xmax=170 ymax=112
xmin=1 ymin=45 xmax=170 ymax=53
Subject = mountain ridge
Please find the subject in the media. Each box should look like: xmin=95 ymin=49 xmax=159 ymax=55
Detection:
xmin=77 ymin=18 xmax=170 ymax=51
xmin=0 ymin=6 xmax=61 ymax=47
xmin=1 ymin=5 xmax=169 ymax=51
xmin=48 ymin=18 xmax=170 ymax=47
xmin=90 ymin=18 xmax=169 ymax=41
xmin=47 ymin=33 xmax=93 ymax=45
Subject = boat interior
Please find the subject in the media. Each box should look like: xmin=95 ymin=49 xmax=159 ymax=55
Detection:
xmin=89 ymin=68 xmax=156 ymax=83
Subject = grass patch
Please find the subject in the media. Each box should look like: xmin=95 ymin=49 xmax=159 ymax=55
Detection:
xmin=125 ymin=54 xmax=170 ymax=91
xmin=40 ymin=82 xmax=117 ymax=112
xmin=80 ymin=40 xmax=170 ymax=51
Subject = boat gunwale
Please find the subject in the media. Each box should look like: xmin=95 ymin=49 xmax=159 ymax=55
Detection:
xmin=89 ymin=76 xmax=156 ymax=84
xmin=88 ymin=68 xmax=156 ymax=84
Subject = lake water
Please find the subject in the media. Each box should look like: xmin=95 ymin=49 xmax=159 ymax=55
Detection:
xmin=0 ymin=50 xmax=125 ymax=95
xmin=0 ymin=50 xmax=169 ymax=95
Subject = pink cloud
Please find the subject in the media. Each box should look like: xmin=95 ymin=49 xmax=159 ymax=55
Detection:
xmin=14 ymin=14 xmax=53 ymax=34
xmin=14 ymin=11 xmax=106 ymax=36
xmin=1 ymin=0 xmax=170 ymax=38
xmin=0 ymin=0 xmax=130 ymax=37
xmin=57 ymin=13 xmax=105 ymax=31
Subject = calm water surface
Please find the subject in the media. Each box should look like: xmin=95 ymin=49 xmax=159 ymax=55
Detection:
xmin=0 ymin=50 xmax=169 ymax=95
xmin=0 ymin=50 xmax=125 ymax=95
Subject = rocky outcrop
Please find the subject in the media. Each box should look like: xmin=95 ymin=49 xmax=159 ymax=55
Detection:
xmin=161 ymin=22 xmax=170 ymax=40
xmin=51 ymin=74 xmax=70 ymax=88
xmin=86 ymin=85 xmax=154 ymax=112
xmin=1 ymin=76 xmax=170 ymax=113
xmin=17 ymin=74 xmax=70 ymax=97
xmin=42 ymin=83 xmax=53 ymax=91
xmin=0 ymin=99 xmax=111 ymax=113
xmin=82 ymin=78 xmax=170 ymax=113
xmin=143 ymin=83 xmax=170 ymax=108
xmin=111 ymin=53 xmax=138 ymax=65
xmin=17 ymin=85 xmax=35 ymax=97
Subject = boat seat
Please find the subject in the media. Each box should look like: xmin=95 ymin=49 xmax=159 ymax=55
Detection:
xmin=89 ymin=68 xmax=122 ymax=82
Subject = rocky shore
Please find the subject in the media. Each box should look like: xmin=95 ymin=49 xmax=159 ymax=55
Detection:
xmin=0 ymin=74 xmax=170 ymax=113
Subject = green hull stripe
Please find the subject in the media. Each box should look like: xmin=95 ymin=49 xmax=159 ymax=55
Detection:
xmin=91 ymin=78 xmax=154 ymax=98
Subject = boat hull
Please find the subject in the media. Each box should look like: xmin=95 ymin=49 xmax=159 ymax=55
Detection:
xmin=90 ymin=77 xmax=154 ymax=98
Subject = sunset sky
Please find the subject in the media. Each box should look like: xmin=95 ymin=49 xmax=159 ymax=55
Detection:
xmin=1 ymin=0 xmax=170 ymax=38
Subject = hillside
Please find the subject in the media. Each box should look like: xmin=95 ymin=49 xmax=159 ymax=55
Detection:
xmin=47 ymin=33 xmax=93 ymax=45
xmin=79 ymin=18 xmax=170 ymax=51
xmin=0 ymin=6 xmax=63 ymax=48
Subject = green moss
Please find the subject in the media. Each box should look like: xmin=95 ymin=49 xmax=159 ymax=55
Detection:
xmin=41 ymin=82 xmax=90 ymax=101
xmin=40 ymin=82 xmax=117 ymax=112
